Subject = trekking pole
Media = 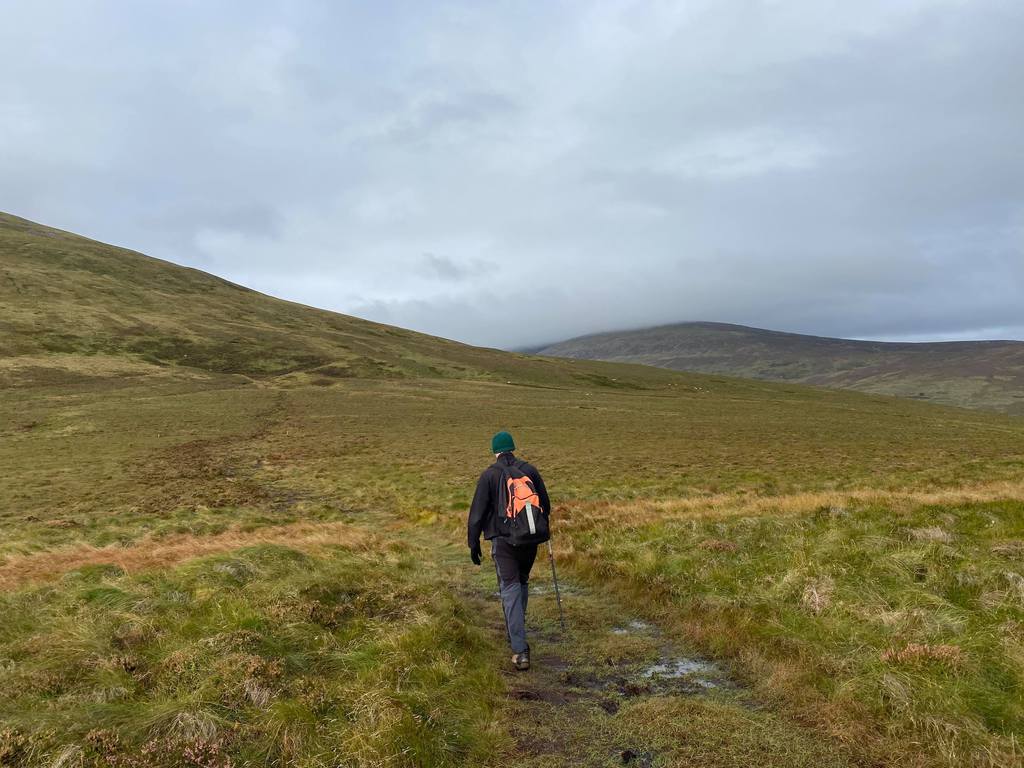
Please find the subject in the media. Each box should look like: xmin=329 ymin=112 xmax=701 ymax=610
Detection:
xmin=546 ymin=540 xmax=566 ymax=633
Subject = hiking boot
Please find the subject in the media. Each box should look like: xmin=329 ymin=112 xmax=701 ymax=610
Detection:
xmin=511 ymin=649 xmax=530 ymax=671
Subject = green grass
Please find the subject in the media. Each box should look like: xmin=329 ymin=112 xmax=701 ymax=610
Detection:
xmin=3 ymin=210 xmax=1024 ymax=766
xmin=4 ymin=374 xmax=1023 ymax=559
xmin=564 ymin=498 xmax=1024 ymax=765
xmin=3 ymin=373 xmax=1022 ymax=765
xmin=0 ymin=542 xmax=505 ymax=767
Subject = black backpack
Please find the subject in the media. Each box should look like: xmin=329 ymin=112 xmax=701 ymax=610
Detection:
xmin=498 ymin=461 xmax=550 ymax=546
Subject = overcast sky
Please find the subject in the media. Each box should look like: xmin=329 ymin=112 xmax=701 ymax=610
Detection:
xmin=2 ymin=1 xmax=1022 ymax=348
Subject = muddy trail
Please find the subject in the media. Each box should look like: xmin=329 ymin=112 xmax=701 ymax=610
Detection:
xmin=441 ymin=537 xmax=859 ymax=768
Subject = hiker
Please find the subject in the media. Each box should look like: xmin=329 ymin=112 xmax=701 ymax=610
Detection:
xmin=468 ymin=431 xmax=551 ymax=671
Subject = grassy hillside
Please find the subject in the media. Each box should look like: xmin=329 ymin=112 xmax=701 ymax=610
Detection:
xmin=537 ymin=321 xmax=1024 ymax=415
xmin=0 ymin=211 xmax=672 ymax=391
xmin=2 ymin=212 xmax=1024 ymax=767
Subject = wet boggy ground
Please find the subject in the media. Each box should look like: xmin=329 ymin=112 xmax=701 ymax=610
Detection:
xmin=464 ymin=561 xmax=858 ymax=768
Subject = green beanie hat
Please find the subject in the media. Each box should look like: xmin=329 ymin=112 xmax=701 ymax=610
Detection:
xmin=491 ymin=431 xmax=516 ymax=454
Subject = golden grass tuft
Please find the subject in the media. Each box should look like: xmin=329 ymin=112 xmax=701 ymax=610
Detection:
xmin=880 ymin=643 xmax=964 ymax=667
xmin=0 ymin=521 xmax=371 ymax=591
xmin=992 ymin=541 xmax=1024 ymax=558
xmin=563 ymin=479 xmax=1024 ymax=528
xmin=911 ymin=526 xmax=954 ymax=543
xmin=801 ymin=577 xmax=835 ymax=615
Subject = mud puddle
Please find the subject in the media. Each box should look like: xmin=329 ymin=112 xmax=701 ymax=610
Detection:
xmin=641 ymin=654 xmax=727 ymax=690
xmin=555 ymin=651 xmax=737 ymax=710
xmin=619 ymin=748 xmax=656 ymax=766
xmin=611 ymin=619 xmax=655 ymax=636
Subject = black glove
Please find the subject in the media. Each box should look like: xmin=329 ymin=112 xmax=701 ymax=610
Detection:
xmin=470 ymin=543 xmax=482 ymax=565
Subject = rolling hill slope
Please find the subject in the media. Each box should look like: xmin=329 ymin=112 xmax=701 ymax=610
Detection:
xmin=538 ymin=321 xmax=1024 ymax=414
xmin=0 ymin=211 xmax=680 ymax=391
xmin=3 ymin=212 xmax=1024 ymax=767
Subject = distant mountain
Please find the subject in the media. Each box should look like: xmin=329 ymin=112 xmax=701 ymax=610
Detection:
xmin=538 ymin=322 xmax=1024 ymax=414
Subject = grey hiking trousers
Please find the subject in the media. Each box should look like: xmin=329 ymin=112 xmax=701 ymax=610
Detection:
xmin=491 ymin=538 xmax=537 ymax=654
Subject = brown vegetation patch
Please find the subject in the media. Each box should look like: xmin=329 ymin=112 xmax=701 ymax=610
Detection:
xmin=562 ymin=480 xmax=1024 ymax=528
xmin=0 ymin=522 xmax=371 ymax=590
xmin=910 ymin=526 xmax=953 ymax=543
xmin=131 ymin=437 xmax=274 ymax=513
xmin=992 ymin=540 xmax=1024 ymax=558
xmin=881 ymin=643 xmax=964 ymax=667
xmin=0 ymin=354 xmax=201 ymax=390
xmin=82 ymin=728 xmax=237 ymax=768
xmin=801 ymin=577 xmax=835 ymax=615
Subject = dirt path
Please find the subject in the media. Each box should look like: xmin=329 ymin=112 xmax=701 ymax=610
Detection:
xmin=441 ymin=537 xmax=859 ymax=768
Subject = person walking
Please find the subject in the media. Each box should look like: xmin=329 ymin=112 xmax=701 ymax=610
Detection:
xmin=467 ymin=431 xmax=551 ymax=671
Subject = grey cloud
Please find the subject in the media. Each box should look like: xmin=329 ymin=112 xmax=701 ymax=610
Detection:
xmin=1 ymin=0 xmax=1021 ymax=348
xmin=374 ymin=90 xmax=520 ymax=148
xmin=418 ymin=253 xmax=486 ymax=282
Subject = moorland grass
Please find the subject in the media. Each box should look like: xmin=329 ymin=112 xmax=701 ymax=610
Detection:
xmin=0 ymin=542 xmax=506 ymax=767
xmin=3 ymin=374 xmax=1023 ymax=765
xmin=4 ymin=374 xmax=1024 ymax=557
xmin=3 ymin=211 xmax=1024 ymax=766
xmin=563 ymin=498 xmax=1024 ymax=766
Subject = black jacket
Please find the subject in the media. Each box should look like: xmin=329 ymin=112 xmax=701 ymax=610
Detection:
xmin=467 ymin=453 xmax=551 ymax=547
